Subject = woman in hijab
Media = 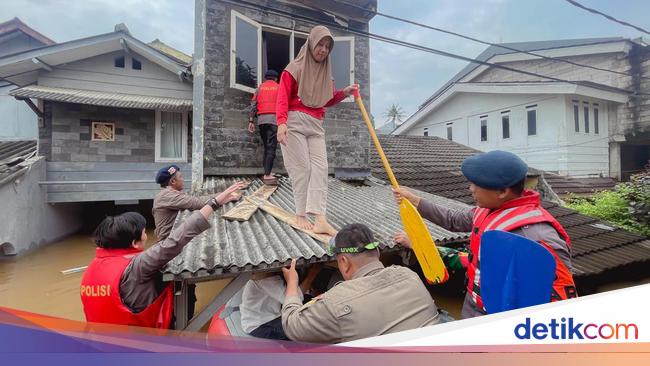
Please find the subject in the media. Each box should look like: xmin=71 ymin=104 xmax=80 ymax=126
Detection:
xmin=276 ymin=25 xmax=358 ymax=236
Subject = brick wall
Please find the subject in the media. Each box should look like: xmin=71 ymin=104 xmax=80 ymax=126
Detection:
xmin=201 ymin=0 xmax=371 ymax=175
xmin=40 ymin=101 xmax=191 ymax=163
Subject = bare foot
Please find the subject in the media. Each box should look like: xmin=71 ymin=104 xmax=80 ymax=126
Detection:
xmin=295 ymin=215 xmax=313 ymax=230
xmin=312 ymin=215 xmax=337 ymax=236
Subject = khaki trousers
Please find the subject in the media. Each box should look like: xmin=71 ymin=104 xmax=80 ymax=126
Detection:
xmin=280 ymin=111 xmax=328 ymax=216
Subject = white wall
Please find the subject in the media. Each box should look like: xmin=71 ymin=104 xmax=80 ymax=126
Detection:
xmin=0 ymin=157 xmax=82 ymax=256
xmin=562 ymin=96 xmax=610 ymax=176
xmin=407 ymin=93 xmax=568 ymax=173
xmin=39 ymin=50 xmax=192 ymax=99
xmin=0 ymin=84 xmax=38 ymax=139
xmin=406 ymin=92 xmax=614 ymax=177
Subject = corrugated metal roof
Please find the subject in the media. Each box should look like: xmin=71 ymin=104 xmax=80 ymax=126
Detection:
xmin=0 ymin=140 xmax=37 ymax=186
xmin=370 ymin=134 xmax=650 ymax=278
xmin=9 ymin=85 xmax=192 ymax=112
xmin=162 ymin=176 xmax=470 ymax=281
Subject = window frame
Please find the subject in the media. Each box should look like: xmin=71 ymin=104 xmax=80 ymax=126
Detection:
xmin=584 ymin=104 xmax=590 ymax=133
xmin=526 ymin=108 xmax=537 ymax=136
xmin=230 ymin=10 xmax=262 ymax=93
xmin=423 ymin=127 xmax=429 ymax=137
xmin=480 ymin=117 xmax=488 ymax=142
xmin=132 ymin=57 xmax=142 ymax=70
xmin=230 ymin=10 xmax=355 ymax=97
xmin=155 ymin=110 xmax=188 ymax=163
xmin=594 ymin=105 xmax=599 ymax=134
xmin=501 ymin=114 xmax=510 ymax=139
xmin=331 ymin=36 xmax=355 ymax=102
xmin=446 ymin=123 xmax=453 ymax=141
xmin=573 ymin=100 xmax=580 ymax=133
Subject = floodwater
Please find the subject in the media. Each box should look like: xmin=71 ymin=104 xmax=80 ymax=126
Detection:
xmin=0 ymin=231 xmax=229 ymax=323
xmin=1 ymin=233 xmax=648 ymax=326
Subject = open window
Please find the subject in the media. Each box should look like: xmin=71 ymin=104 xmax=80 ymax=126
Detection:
xmin=331 ymin=36 xmax=355 ymax=101
xmin=155 ymin=110 xmax=188 ymax=162
xmin=230 ymin=10 xmax=261 ymax=93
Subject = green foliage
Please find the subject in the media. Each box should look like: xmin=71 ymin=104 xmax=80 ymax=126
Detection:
xmin=565 ymin=175 xmax=650 ymax=237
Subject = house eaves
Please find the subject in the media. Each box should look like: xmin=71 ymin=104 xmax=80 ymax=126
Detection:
xmin=402 ymin=37 xmax=631 ymax=135
xmin=393 ymin=81 xmax=629 ymax=135
xmin=0 ymin=31 xmax=190 ymax=86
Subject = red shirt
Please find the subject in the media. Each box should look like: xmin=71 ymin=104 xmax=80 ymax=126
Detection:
xmin=276 ymin=70 xmax=347 ymax=125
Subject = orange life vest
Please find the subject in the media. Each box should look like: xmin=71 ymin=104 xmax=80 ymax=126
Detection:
xmin=254 ymin=80 xmax=279 ymax=115
xmin=466 ymin=190 xmax=578 ymax=311
xmin=80 ymin=247 xmax=174 ymax=328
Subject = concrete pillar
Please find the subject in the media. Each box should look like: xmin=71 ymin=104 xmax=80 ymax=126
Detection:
xmin=609 ymin=141 xmax=621 ymax=180
xmin=191 ymin=0 xmax=206 ymax=192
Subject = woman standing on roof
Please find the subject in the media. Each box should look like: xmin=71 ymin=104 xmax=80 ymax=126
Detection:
xmin=276 ymin=25 xmax=358 ymax=236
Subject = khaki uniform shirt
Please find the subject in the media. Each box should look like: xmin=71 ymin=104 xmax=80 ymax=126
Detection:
xmin=281 ymin=262 xmax=441 ymax=343
xmin=152 ymin=188 xmax=212 ymax=241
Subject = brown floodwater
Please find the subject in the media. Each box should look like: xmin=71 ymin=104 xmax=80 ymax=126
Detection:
xmin=0 ymin=230 xmax=229 ymax=323
xmin=1 ymin=233 xmax=648 ymax=326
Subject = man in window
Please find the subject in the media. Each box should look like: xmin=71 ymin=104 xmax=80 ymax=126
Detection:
xmin=248 ymin=69 xmax=280 ymax=186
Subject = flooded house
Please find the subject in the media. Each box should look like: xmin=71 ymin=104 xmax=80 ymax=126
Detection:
xmin=0 ymin=22 xmax=193 ymax=255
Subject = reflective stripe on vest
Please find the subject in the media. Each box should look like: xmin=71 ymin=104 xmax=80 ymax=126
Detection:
xmin=255 ymin=80 xmax=279 ymax=115
xmin=80 ymin=247 xmax=174 ymax=328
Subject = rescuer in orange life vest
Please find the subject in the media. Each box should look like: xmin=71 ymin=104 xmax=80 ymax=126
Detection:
xmin=393 ymin=150 xmax=577 ymax=319
xmin=80 ymin=196 xmax=230 ymax=328
xmin=248 ymin=69 xmax=280 ymax=186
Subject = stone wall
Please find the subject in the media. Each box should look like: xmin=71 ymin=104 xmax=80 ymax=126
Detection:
xmin=201 ymin=0 xmax=371 ymax=175
xmin=39 ymin=101 xmax=192 ymax=163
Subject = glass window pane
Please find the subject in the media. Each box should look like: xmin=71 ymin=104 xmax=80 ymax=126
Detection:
xmin=594 ymin=108 xmax=599 ymax=134
xmin=447 ymin=126 xmax=452 ymax=140
xmin=235 ymin=17 xmax=258 ymax=88
xmin=132 ymin=58 xmax=142 ymax=70
xmin=481 ymin=120 xmax=487 ymax=141
xmin=527 ymin=110 xmax=536 ymax=136
xmin=574 ymin=104 xmax=579 ymax=132
xmin=114 ymin=56 xmax=124 ymax=68
xmin=502 ymin=115 xmax=510 ymax=139
xmin=160 ymin=112 xmax=183 ymax=159
xmin=330 ymin=39 xmax=351 ymax=88
xmin=584 ymin=107 xmax=590 ymax=133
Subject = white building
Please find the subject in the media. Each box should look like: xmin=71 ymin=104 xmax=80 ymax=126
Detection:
xmin=394 ymin=38 xmax=650 ymax=179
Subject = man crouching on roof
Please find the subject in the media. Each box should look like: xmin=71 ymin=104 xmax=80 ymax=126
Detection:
xmin=80 ymin=198 xmax=225 ymax=329
xmin=280 ymin=223 xmax=441 ymax=343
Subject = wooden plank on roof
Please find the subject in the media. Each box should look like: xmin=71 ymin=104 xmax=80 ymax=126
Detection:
xmin=222 ymin=184 xmax=277 ymax=221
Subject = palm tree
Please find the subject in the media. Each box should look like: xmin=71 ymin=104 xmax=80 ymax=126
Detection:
xmin=383 ymin=104 xmax=406 ymax=128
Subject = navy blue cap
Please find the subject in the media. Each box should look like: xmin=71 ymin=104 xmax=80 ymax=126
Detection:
xmin=460 ymin=150 xmax=528 ymax=190
xmin=264 ymin=69 xmax=278 ymax=78
xmin=155 ymin=164 xmax=180 ymax=185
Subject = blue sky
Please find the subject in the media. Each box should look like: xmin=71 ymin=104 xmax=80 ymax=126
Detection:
xmin=2 ymin=0 xmax=649 ymax=126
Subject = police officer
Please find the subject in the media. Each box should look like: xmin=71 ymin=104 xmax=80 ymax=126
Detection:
xmin=393 ymin=150 xmax=577 ymax=319
xmin=281 ymin=223 xmax=441 ymax=343
xmin=248 ymin=69 xmax=280 ymax=185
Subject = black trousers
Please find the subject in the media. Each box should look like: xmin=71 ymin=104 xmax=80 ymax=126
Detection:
xmin=258 ymin=124 xmax=278 ymax=176
xmin=249 ymin=316 xmax=288 ymax=340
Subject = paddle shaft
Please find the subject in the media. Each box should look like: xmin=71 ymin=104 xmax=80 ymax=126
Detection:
xmin=353 ymin=91 xmax=399 ymax=189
